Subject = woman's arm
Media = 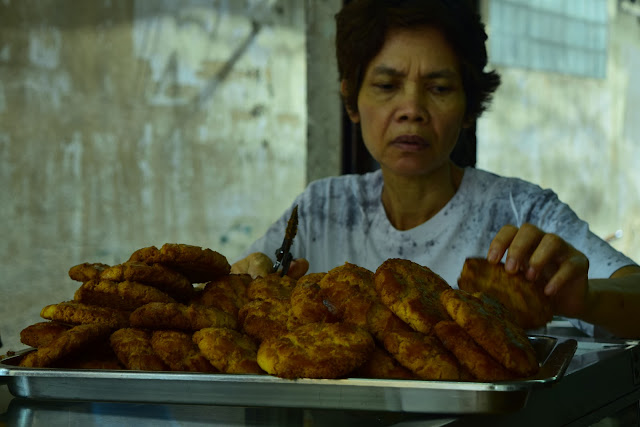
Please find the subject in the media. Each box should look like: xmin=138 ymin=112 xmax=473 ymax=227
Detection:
xmin=488 ymin=223 xmax=640 ymax=339
xmin=582 ymin=265 xmax=640 ymax=338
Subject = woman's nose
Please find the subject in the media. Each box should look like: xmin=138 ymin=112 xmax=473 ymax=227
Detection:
xmin=396 ymin=88 xmax=429 ymax=123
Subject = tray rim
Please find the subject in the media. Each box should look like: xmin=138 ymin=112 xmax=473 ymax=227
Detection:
xmin=0 ymin=335 xmax=576 ymax=389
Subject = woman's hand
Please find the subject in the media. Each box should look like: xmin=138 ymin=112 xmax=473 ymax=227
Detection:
xmin=230 ymin=252 xmax=309 ymax=280
xmin=487 ymin=223 xmax=590 ymax=318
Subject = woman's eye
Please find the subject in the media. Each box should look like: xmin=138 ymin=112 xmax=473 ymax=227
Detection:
xmin=374 ymin=83 xmax=395 ymax=91
xmin=431 ymin=85 xmax=452 ymax=94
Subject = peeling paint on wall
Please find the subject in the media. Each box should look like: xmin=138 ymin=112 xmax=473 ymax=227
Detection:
xmin=0 ymin=0 xmax=307 ymax=352
xmin=28 ymin=27 xmax=62 ymax=69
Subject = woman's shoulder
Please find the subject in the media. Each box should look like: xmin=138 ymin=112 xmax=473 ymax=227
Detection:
xmin=464 ymin=167 xmax=550 ymax=198
xmin=304 ymin=170 xmax=382 ymax=199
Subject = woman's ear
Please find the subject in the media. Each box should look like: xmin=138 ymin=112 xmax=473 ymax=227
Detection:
xmin=340 ymin=80 xmax=360 ymax=123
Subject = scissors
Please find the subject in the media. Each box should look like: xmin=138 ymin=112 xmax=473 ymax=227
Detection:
xmin=272 ymin=205 xmax=298 ymax=276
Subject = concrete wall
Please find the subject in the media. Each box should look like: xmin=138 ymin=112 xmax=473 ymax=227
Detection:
xmin=0 ymin=0 xmax=311 ymax=351
xmin=477 ymin=1 xmax=640 ymax=265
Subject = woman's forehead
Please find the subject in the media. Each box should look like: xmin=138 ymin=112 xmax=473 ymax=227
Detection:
xmin=365 ymin=27 xmax=461 ymax=77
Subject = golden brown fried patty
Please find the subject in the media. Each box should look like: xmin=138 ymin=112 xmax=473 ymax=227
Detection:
xmin=100 ymin=262 xmax=194 ymax=302
xmin=238 ymin=299 xmax=301 ymax=342
xmin=321 ymin=263 xmax=379 ymax=299
xmin=56 ymin=354 xmax=123 ymax=370
xmin=374 ymin=258 xmax=451 ymax=335
xmin=127 ymin=246 xmax=160 ymax=263
xmin=54 ymin=341 xmax=123 ymax=370
xmin=109 ymin=328 xmax=168 ymax=371
xmin=470 ymin=291 xmax=517 ymax=324
xmin=40 ymin=301 xmax=130 ymax=329
xmin=68 ymin=262 xmax=110 ymax=282
xmin=257 ymin=322 xmax=375 ymax=379
xmin=382 ymin=330 xmax=465 ymax=380
xmin=150 ymin=330 xmax=217 ymax=372
xmin=19 ymin=323 xmax=113 ymax=368
xmin=434 ymin=320 xmax=516 ymax=381
xmin=20 ymin=321 xmax=71 ymax=348
xmin=191 ymin=274 xmax=252 ymax=318
xmin=128 ymin=243 xmax=230 ymax=284
xmin=193 ymin=327 xmax=264 ymax=374
xmin=247 ymin=273 xmax=297 ymax=301
xmin=290 ymin=273 xmax=340 ymax=324
xmin=74 ymin=280 xmax=176 ymax=311
xmin=129 ymin=302 xmax=237 ymax=331
xmin=318 ymin=264 xmax=412 ymax=341
xmin=440 ymin=288 xmax=539 ymax=377
xmin=352 ymin=346 xmax=417 ymax=380
xmin=457 ymin=257 xmax=553 ymax=330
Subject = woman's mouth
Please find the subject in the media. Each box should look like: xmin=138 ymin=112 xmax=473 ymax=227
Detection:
xmin=390 ymin=135 xmax=429 ymax=151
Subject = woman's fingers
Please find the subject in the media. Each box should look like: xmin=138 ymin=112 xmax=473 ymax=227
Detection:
xmin=488 ymin=224 xmax=590 ymax=317
xmin=545 ymin=253 xmax=589 ymax=297
xmin=489 ymin=223 xmax=546 ymax=275
xmin=504 ymin=223 xmax=546 ymax=274
xmin=527 ymin=232 xmax=569 ymax=281
xmin=487 ymin=224 xmax=518 ymax=263
xmin=287 ymin=258 xmax=310 ymax=280
xmin=230 ymin=252 xmax=274 ymax=279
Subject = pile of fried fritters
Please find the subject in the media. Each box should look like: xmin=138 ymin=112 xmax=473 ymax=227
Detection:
xmin=16 ymin=244 xmax=548 ymax=381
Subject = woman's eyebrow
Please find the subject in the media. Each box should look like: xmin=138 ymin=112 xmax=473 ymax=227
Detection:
xmin=370 ymin=66 xmax=458 ymax=79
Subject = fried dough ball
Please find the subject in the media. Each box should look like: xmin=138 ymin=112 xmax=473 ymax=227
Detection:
xmin=40 ymin=301 xmax=130 ymax=329
xmin=247 ymin=273 xmax=297 ymax=301
xmin=191 ymin=274 xmax=252 ymax=318
xmin=374 ymin=258 xmax=451 ymax=335
xmin=457 ymin=257 xmax=553 ymax=329
xmin=20 ymin=321 xmax=71 ymax=348
xmin=440 ymin=288 xmax=539 ymax=377
xmin=130 ymin=302 xmax=237 ymax=331
xmin=74 ymin=280 xmax=176 ymax=311
xmin=110 ymin=328 xmax=169 ymax=371
xmin=434 ymin=320 xmax=516 ymax=381
xmin=193 ymin=327 xmax=264 ymax=374
xmin=128 ymin=243 xmax=230 ymax=284
xmin=150 ymin=330 xmax=217 ymax=372
xmin=68 ymin=262 xmax=110 ymax=282
xmin=352 ymin=346 xmax=417 ymax=380
xmin=238 ymin=299 xmax=301 ymax=342
xmin=257 ymin=322 xmax=375 ymax=379
xmin=19 ymin=323 xmax=113 ymax=368
xmin=318 ymin=264 xmax=412 ymax=341
xmin=290 ymin=273 xmax=340 ymax=324
xmin=382 ymin=330 xmax=467 ymax=381
xmin=100 ymin=262 xmax=194 ymax=302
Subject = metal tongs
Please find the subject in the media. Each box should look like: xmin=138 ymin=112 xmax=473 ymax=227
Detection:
xmin=272 ymin=205 xmax=298 ymax=276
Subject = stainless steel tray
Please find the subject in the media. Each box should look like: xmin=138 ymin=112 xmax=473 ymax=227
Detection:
xmin=0 ymin=335 xmax=576 ymax=414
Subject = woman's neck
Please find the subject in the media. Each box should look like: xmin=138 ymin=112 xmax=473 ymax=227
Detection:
xmin=381 ymin=162 xmax=464 ymax=231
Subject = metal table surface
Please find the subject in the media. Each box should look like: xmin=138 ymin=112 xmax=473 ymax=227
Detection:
xmin=0 ymin=321 xmax=639 ymax=427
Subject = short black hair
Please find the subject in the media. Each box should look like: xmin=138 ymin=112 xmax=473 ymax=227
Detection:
xmin=335 ymin=0 xmax=501 ymax=124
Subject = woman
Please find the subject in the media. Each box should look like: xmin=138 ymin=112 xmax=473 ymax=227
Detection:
xmin=232 ymin=0 xmax=640 ymax=338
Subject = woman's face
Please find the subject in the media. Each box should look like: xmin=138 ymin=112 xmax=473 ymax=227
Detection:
xmin=347 ymin=27 xmax=467 ymax=178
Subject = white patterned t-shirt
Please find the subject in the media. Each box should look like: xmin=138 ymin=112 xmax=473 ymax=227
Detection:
xmin=240 ymin=167 xmax=637 ymax=336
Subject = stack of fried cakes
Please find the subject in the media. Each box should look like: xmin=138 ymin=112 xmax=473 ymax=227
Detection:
xmin=16 ymin=246 xmax=542 ymax=382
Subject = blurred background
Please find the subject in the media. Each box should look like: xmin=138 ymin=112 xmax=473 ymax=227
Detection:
xmin=1 ymin=0 xmax=638 ymax=352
